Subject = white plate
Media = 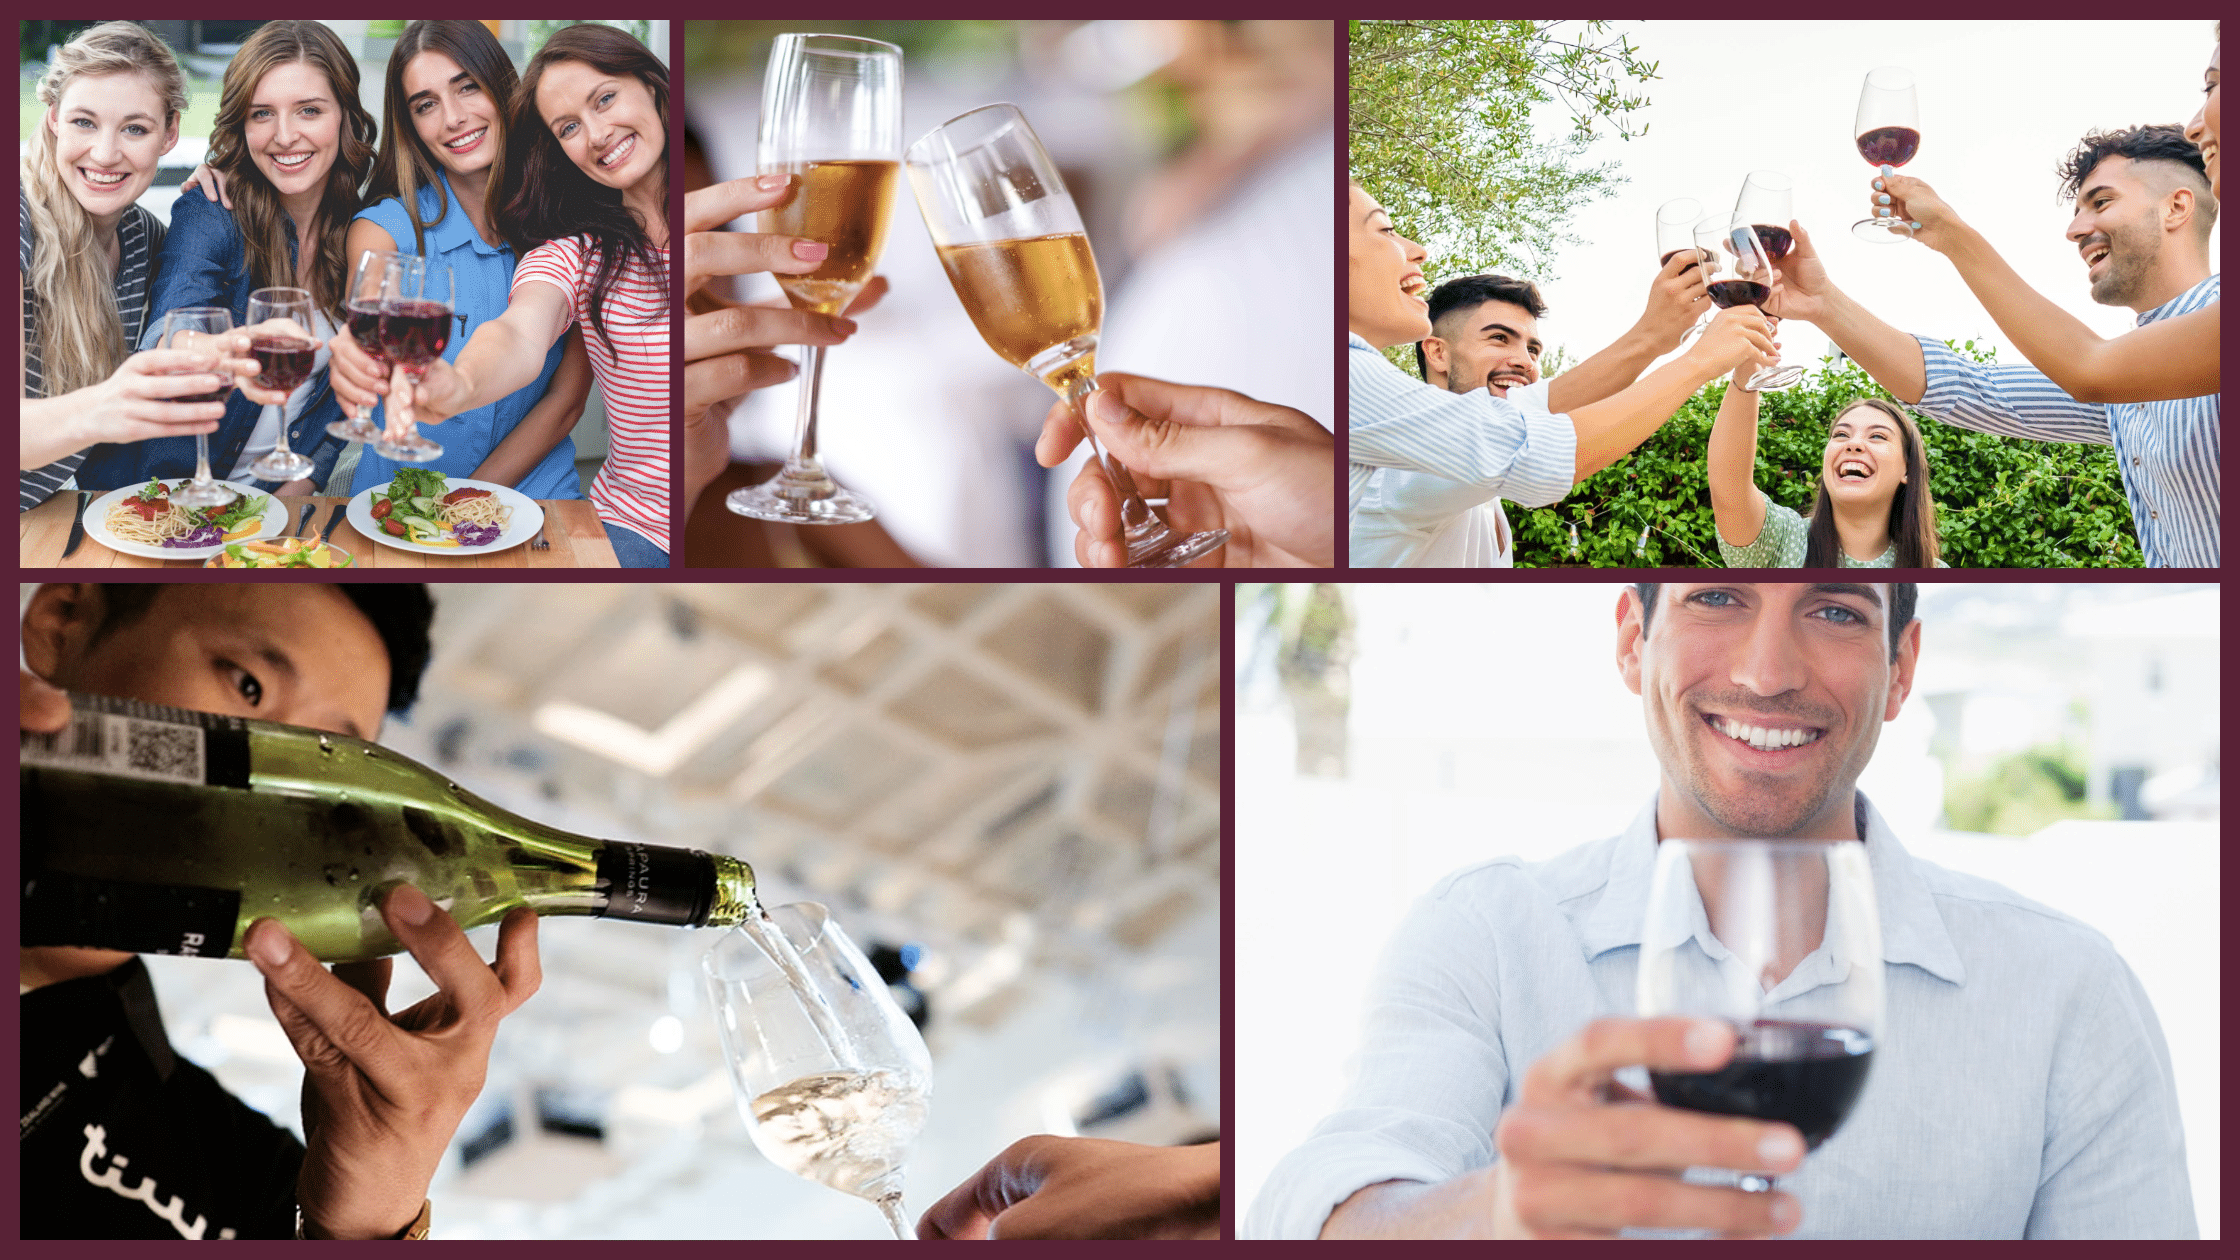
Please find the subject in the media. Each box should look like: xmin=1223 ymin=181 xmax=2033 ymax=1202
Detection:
xmin=346 ymin=478 xmax=544 ymax=556
xmin=82 ymin=479 xmax=291 ymax=560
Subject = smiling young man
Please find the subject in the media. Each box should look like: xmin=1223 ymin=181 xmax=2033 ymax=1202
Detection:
xmin=1770 ymin=124 xmax=2218 ymax=567
xmin=1245 ymin=582 xmax=2194 ymax=1239
xmin=1346 ymin=182 xmax=1778 ymax=567
xmin=20 ymin=583 xmax=544 ymax=1240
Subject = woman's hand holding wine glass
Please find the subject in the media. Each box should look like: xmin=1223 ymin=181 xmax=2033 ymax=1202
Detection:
xmin=1869 ymin=173 xmax=1964 ymax=252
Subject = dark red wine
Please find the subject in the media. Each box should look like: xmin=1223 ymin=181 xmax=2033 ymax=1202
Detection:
xmin=379 ymin=300 xmax=452 ymax=369
xmin=249 ymin=336 xmax=316 ymax=393
xmin=1661 ymin=248 xmax=1703 ymax=270
xmin=1856 ymin=125 xmax=1920 ymax=168
xmin=1649 ymin=1020 xmax=1873 ymax=1151
xmin=163 ymin=371 xmax=230 ymax=405
xmin=346 ymin=300 xmax=390 ymax=365
xmin=1752 ymin=225 xmax=1793 ymax=260
xmin=1706 ymin=279 xmax=1771 ymax=309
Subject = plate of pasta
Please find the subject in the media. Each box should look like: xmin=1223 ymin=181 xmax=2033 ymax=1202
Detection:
xmin=346 ymin=468 xmax=542 ymax=555
xmin=83 ymin=478 xmax=287 ymax=559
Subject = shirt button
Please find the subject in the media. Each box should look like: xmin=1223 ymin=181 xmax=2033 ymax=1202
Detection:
xmin=2133 ymin=457 xmax=2142 ymax=465
xmin=2150 ymin=511 xmax=2159 ymax=519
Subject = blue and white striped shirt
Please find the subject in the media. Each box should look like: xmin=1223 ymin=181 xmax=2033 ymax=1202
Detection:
xmin=1347 ymin=334 xmax=1576 ymax=556
xmin=1906 ymin=274 xmax=2219 ymax=568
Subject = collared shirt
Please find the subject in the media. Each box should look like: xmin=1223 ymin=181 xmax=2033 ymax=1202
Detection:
xmin=1346 ymin=334 xmax=1576 ymax=555
xmin=20 ymin=957 xmax=303 ymax=1239
xmin=1906 ymin=273 xmax=2219 ymax=568
xmin=1245 ymin=794 xmax=2195 ymax=1239
xmin=1352 ymin=377 xmax=1555 ymax=567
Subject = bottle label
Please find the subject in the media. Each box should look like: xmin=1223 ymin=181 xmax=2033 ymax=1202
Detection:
xmin=21 ymin=871 xmax=240 ymax=957
xmin=20 ymin=694 xmax=252 ymax=789
xmin=593 ymin=843 xmax=715 ymax=926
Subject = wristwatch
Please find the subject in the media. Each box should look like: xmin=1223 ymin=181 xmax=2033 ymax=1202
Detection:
xmin=296 ymin=1199 xmax=433 ymax=1240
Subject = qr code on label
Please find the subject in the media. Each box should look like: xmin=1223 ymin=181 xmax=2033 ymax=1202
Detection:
xmin=123 ymin=719 xmax=202 ymax=779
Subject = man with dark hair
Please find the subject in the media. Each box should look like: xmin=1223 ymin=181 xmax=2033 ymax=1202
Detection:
xmin=20 ymin=583 xmax=539 ymax=1239
xmin=1412 ymin=274 xmax=1550 ymax=387
xmin=1772 ymin=122 xmax=2219 ymax=567
xmin=1250 ymin=582 xmax=2193 ymax=1240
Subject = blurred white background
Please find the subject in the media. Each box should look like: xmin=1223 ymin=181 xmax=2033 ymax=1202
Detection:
xmin=1236 ymin=580 xmax=2217 ymax=1238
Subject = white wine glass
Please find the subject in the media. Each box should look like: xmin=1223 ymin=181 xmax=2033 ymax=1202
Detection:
xmin=704 ymin=902 xmax=932 ymax=1239
xmin=907 ymin=103 xmax=1228 ymax=567
xmin=158 ymin=306 xmax=239 ymax=509
xmin=374 ymin=258 xmax=452 ymax=464
xmin=1637 ymin=839 xmax=1882 ymax=1202
xmin=244 ymin=286 xmax=317 ymax=482
xmin=727 ymin=32 xmax=903 ymax=526
xmin=331 ymin=249 xmax=403 ymax=443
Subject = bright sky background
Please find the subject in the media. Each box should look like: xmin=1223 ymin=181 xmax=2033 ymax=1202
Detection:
xmin=1515 ymin=20 xmax=2220 ymax=374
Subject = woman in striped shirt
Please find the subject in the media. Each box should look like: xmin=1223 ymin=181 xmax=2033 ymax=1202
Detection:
xmin=330 ymin=24 xmax=671 ymax=566
xmin=19 ymin=22 xmax=246 ymax=510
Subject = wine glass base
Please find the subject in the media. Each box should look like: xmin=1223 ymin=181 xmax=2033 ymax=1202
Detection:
xmin=727 ymin=481 xmax=877 ymax=525
xmin=1852 ymin=215 xmax=1913 ymax=243
xmin=249 ymin=451 xmax=314 ymax=482
xmin=328 ymin=417 xmax=384 ymax=443
xmin=374 ymin=436 xmax=444 ymax=463
xmin=1126 ymin=526 xmax=1228 ymax=568
xmin=1743 ymin=364 xmax=1806 ymax=392
xmin=171 ymin=480 xmax=238 ymax=509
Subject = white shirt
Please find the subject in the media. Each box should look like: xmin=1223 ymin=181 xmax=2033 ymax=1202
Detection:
xmin=1245 ymin=793 xmax=2195 ymax=1239
xmin=1352 ymin=377 xmax=1554 ymax=567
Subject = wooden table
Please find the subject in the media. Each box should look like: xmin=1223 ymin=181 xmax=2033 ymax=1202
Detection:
xmin=21 ymin=493 xmax=618 ymax=569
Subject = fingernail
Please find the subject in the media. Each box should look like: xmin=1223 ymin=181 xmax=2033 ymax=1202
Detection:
xmin=1872 ymin=179 xmax=1883 ymax=191
xmin=249 ymin=919 xmax=293 ymax=968
xmin=1908 ymin=221 xmax=1922 ymax=230
xmin=1769 ymin=1195 xmax=1800 ymax=1229
xmin=1089 ymin=389 xmax=1126 ymax=425
xmin=831 ymin=316 xmax=858 ymax=335
xmin=1759 ymin=1129 xmax=1803 ymax=1167
xmin=756 ymin=173 xmax=789 ymax=191
xmin=391 ymin=883 xmax=435 ymax=926
xmin=1879 ymin=164 xmax=1895 ymax=176
xmin=792 ymin=239 xmax=829 ymax=261
xmin=1877 ymin=194 xmax=1891 ymax=205
xmin=1685 ymin=1020 xmax=1727 ymax=1062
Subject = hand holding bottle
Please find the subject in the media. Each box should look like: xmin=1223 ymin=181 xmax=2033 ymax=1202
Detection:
xmin=250 ymin=887 xmax=541 ymax=1239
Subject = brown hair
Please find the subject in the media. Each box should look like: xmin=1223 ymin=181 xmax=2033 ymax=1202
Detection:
xmin=1802 ymin=399 xmax=1940 ymax=569
xmin=206 ymin=21 xmax=378 ymax=321
xmin=366 ymin=21 xmax=520 ymax=257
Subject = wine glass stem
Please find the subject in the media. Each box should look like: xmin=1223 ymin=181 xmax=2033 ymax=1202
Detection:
xmin=877 ymin=1193 xmax=911 ymax=1240
xmin=193 ymin=434 xmax=216 ymax=485
xmin=785 ymin=342 xmax=830 ymax=482
xmin=1063 ymin=375 xmax=1160 ymax=538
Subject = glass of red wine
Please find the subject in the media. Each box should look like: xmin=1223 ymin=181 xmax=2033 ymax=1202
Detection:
xmin=1692 ymin=215 xmax=1804 ymax=391
xmin=331 ymin=249 xmax=405 ymax=443
xmin=1852 ymin=66 xmax=1921 ymax=243
xmin=1656 ymin=197 xmax=1709 ymax=346
xmin=1734 ymin=170 xmax=1795 ymax=262
xmin=374 ymin=258 xmax=453 ymax=463
xmin=244 ymin=286 xmax=317 ymax=482
xmin=157 ymin=306 xmax=239 ymax=510
xmin=1637 ymin=839 xmax=1882 ymax=1201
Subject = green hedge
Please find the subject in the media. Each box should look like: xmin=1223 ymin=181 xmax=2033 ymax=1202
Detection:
xmin=1510 ymin=341 xmax=2143 ymax=568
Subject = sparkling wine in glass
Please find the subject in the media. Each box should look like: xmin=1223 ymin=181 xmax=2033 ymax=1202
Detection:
xmin=331 ymin=249 xmax=405 ymax=443
xmin=244 ymin=286 xmax=317 ymax=482
xmin=1734 ymin=170 xmax=1795 ymax=261
xmin=705 ymin=901 xmax=933 ymax=1240
xmin=1638 ymin=839 xmax=1882 ymax=1200
xmin=374 ymin=259 xmax=452 ymax=463
xmin=1693 ymin=215 xmax=1804 ymax=392
xmin=726 ymin=32 xmax=902 ymax=527
xmin=908 ymin=103 xmax=1227 ymax=568
xmin=158 ymin=306 xmax=238 ymax=509
xmin=1656 ymin=197 xmax=1708 ymax=346
xmin=1852 ymin=67 xmax=1921 ymax=243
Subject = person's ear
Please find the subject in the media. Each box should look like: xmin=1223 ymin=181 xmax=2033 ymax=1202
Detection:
xmin=1884 ymin=615 xmax=1922 ymax=722
xmin=1422 ymin=335 xmax=1450 ymax=385
xmin=22 ymin=584 xmax=105 ymax=682
xmin=1616 ymin=587 xmax=1648 ymax=697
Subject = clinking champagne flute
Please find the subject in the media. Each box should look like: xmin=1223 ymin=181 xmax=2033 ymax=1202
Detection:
xmin=726 ymin=32 xmax=903 ymax=526
xmin=374 ymin=258 xmax=453 ymax=463
xmin=907 ymin=103 xmax=1228 ymax=568
xmin=331 ymin=249 xmax=404 ymax=443
xmin=243 ymin=286 xmax=317 ymax=482
xmin=158 ymin=306 xmax=239 ymax=509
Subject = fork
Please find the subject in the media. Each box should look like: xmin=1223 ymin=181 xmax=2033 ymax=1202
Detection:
xmin=530 ymin=522 xmax=550 ymax=551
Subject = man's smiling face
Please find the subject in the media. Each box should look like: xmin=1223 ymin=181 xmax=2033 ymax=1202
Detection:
xmin=1426 ymin=297 xmax=1543 ymax=398
xmin=1617 ymin=583 xmax=1919 ymax=840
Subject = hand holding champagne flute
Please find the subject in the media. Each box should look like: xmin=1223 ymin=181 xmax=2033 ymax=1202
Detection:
xmin=908 ymin=103 xmax=1227 ymax=568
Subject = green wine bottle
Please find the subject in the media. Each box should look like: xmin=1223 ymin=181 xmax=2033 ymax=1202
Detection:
xmin=21 ymin=691 xmax=759 ymax=962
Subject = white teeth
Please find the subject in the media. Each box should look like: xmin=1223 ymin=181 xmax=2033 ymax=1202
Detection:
xmin=1714 ymin=716 xmax=1818 ymax=751
xmin=271 ymin=153 xmax=311 ymax=168
xmin=446 ymin=128 xmax=486 ymax=149
xmin=82 ymin=170 xmax=126 ymax=185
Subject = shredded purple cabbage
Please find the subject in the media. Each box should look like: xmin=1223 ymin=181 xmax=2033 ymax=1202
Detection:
xmin=165 ymin=524 xmax=224 ymax=549
xmin=453 ymin=522 xmax=504 ymax=547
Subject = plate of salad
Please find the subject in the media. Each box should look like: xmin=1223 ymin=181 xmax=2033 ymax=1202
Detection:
xmin=83 ymin=478 xmax=287 ymax=560
xmin=346 ymin=468 xmax=542 ymax=555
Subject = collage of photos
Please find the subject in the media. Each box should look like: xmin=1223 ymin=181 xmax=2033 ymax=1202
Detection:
xmin=10 ymin=15 xmax=2223 ymax=1243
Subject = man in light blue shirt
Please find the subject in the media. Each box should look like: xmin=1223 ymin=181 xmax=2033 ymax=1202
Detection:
xmin=1247 ymin=582 xmax=2194 ymax=1239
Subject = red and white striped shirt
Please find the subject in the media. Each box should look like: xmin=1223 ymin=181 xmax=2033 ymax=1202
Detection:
xmin=513 ymin=236 xmax=671 ymax=552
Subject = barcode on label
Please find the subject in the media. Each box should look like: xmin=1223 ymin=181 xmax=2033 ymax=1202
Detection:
xmin=21 ymin=711 xmax=207 ymax=786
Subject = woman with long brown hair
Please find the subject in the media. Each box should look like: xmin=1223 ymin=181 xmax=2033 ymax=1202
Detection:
xmin=78 ymin=19 xmax=376 ymax=496
xmin=332 ymin=23 xmax=671 ymax=566
xmin=1708 ymin=357 xmax=1945 ymax=568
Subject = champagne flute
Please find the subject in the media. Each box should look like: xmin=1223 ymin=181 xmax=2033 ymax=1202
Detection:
xmin=1852 ymin=67 xmax=1921 ymax=243
xmin=374 ymin=258 xmax=452 ymax=463
xmin=1692 ymin=215 xmax=1804 ymax=392
xmin=1734 ymin=170 xmax=1795 ymax=261
xmin=331 ymin=249 xmax=404 ymax=443
xmin=908 ymin=103 xmax=1228 ymax=568
xmin=158 ymin=306 xmax=239 ymax=509
xmin=704 ymin=902 xmax=933 ymax=1240
xmin=1638 ymin=839 xmax=1882 ymax=1201
xmin=726 ymin=32 xmax=903 ymax=526
xmin=1656 ymin=196 xmax=1708 ymax=346
xmin=244 ymin=286 xmax=317 ymax=482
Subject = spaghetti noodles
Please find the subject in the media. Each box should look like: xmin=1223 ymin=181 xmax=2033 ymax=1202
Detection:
xmin=101 ymin=480 xmax=267 ymax=548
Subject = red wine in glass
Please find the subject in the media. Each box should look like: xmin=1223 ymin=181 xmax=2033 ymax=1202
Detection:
xmin=346 ymin=299 xmax=390 ymax=366
xmin=1649 ymin=1020 xmax=1874 ymax=1151
xmin=1751 ymin=225 xmax=1794 ymax=261
xmin=1853 ymin=66 xmax=1920 ymax=242
xmin=249 ymin=337 xmax=316 ymax=393
xmin=171 ymin=379 xmax=232 ymax=405
xmin=1856 ymin=125 xmax=1920 ymax=168
xmin=378 ymin=300 xmax=453 ymax=371
xmin=1706 ymin=278 xmax=1772 ymax=309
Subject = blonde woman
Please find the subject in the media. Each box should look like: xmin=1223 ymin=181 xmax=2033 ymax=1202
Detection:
xmin=19 ymin=22 xmax=253 ymax=510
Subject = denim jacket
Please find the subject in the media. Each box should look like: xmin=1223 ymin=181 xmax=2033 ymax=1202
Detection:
xmin=76 ymin=187 xmax=348 ymax=494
